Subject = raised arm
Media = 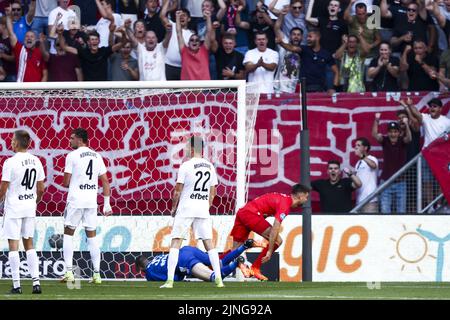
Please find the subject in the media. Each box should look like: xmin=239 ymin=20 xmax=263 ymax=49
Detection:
xmin=39 ymin=34 xmax=50 ymax=62
xmin=306 ymin=0 xmax=319 ymax=26
xmin=204 ymin=11 xmax=216 ymax=52
xmin=58 ymin=32 xmax=78 ymax=55
xmin=334 ymin=35 xmax=348 ymax=61
xmin=402 ymin=117 xmax=412 ymax=144
xmin=268 ymin=0 xmax=281 ymax=17
xmin=401 ymin=97 xmax=423 ymax=124
xmin=162 ymin=22 xmax=173 ymax=49
xmin=217 ymin=0 xmax=227 ymax=21
xmin=124 ymin=19 xmax=139 ymax=48
xmin=380 ymin=0 xmax=392 ymax=19
xmin=111 ymin=27 xmax=127 ymax=52
xmin=344 ymin=0 xmax=355 ymax=24
xmin=235 ymin=5 xmax=250 ymax=29
xmin=175 ymin=10 xmax=185 ymax=54
xmin=274 ymin=7 xmax=286 ymax=39
xmin=160 ymin=0 xmax=172 ymax=27
xmin=26 ymin=0 xmax=36 ymax=25
xmin=372 ymin=113 xmax=384 ymax=143
xmin=400 ymin=45 xmax=411 ymax=72
xmin=5 ymin=7 xmax=18 ymax=47
xmin=96 ymin=0 xmax=114 ymax=21
xmin=427 ymin=0 xmax=446 ymax=28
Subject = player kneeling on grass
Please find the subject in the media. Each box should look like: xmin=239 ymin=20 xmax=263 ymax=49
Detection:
xmin=136 ymin=239 xmax=258 ymax=282
xmin=230 ymin=183 xmax=310 ymax=281
xmin=61 ymin=128 xmax=112 ymax=285
xmin=0 ymin=130 xmax=46 ymax=294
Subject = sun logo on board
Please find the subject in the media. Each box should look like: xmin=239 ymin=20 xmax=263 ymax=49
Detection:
xmin=389 ymin=224 xmax=436 ymax=274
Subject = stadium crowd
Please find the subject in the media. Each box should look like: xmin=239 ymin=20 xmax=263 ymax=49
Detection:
xmin=2 ymin=0 xmax=450 ymax=93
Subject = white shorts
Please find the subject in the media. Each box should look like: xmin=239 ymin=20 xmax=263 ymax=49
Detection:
xmin=2 ymin=217 xmax=35 ymax=240
xmin=170 ymin=217 xmax=213 ymax=240
xmin=64 ymin=204 xmax=98 ymax=231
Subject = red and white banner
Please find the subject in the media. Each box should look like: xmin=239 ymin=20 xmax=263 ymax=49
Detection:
xmin=0 ymin=91 xmax=449 ymax=214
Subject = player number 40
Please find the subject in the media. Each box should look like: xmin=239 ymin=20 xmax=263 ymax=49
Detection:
xmin=21 ymin=168 xmax=37 ymax=190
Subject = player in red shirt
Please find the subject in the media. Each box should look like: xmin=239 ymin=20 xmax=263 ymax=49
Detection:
xmin=230 ymin=183 xmax=310 ymax=280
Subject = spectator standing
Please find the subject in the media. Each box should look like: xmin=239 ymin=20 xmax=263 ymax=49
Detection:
xmin=244 ymin=31 xmax=279 ymax=93
xmin=118 ymin=0 xmax=140 ymax=25
xmin=368 ymin=41 xmax=400 ymax=91
xmin=334 ymin=34 xmax=367 ymax=92
xmin=48 ymin=0 xmax=76 ymax=33
xmin=96 ymin=0 xmax=123 ymax=48
xmin=32 ymin=0 xmax=57 ymax=36
xmin=0 ymin=16 xmax=17 ymax=82
xmin=354 ymin=137 xmax=379 ymax=213
xmin=10 ymin=0 xmax=36 ymax=44
xmin=126 ymin=18 xmax=171 ymax=81
xmin=60 ymin=24 xmax=126 ymax=81
xmin=177 ymin=9 xmax=215 ymax=80
xmin=211 ymin=33 xmax=245 ymax=80
xmin=143 ymin=0 xmax=166 ymax=42
xmin=110 ymin=41 xmax=139 ymax=81
xmin=311 ymin=160 xmax=361 ymax=213
xmin=6 ymin=6 xmax=47 ymax=82
xmin=372 ymin=114 xmax=412 ymax=213
xmin=273 ymin=8 xmax=302 ymax=93
xmin=269 ymin=0 xmax=307 ymax=45
xmin=400 ymin=40 xmax=439 ymax=91
xmin=160 ymin=0 xmax=193 ymax=80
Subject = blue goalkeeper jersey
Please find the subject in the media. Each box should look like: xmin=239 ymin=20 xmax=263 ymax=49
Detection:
xmin=145 ymin=253 xmax=187 ymax=281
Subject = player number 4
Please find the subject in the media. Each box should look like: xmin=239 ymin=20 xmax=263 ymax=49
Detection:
xmin=86 ymin=159 xmax=93 ymax=180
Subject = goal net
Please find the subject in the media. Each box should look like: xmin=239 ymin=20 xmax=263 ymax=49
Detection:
xmin=0 ymin=81 xmax=258 ymax=280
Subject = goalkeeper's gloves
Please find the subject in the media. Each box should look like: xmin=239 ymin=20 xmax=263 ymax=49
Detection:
xmin=103 ymin=196 xmax=112 ymax=215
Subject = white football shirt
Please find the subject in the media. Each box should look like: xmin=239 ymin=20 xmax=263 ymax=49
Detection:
xmin=175 ymin=157 xmax=218 ymax=218
xmin=355 ymin=155 xmax=379 ymax=204
xmin=65 ymin=146 xmax=107 ymax=208
xmin=2 ymin=152 xmax=45 ymax=218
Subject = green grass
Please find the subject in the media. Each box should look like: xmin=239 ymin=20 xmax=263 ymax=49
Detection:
xmin=1 ymin=280 xmax=450 ymax=300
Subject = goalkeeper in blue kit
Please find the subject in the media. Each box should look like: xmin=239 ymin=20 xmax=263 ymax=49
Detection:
xmin=135 ymin=239 xmax=257 ymax=282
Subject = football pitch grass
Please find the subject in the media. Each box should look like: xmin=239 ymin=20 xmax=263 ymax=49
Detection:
xmin=1 ymin=280 xmax=450 ymax=300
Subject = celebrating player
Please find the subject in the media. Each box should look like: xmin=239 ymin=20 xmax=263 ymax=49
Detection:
xmin=161 ymin=136 xmax=223 ymax=288
xmin=61 ymin=128 xmax=112 ymax=285
xmin=230 ymin=183 xmax=310 ymax=280
xmin=136 ymin=239 xmax=258 ymax=282
xmin=0 ymin=130 xmax=46 ymax=294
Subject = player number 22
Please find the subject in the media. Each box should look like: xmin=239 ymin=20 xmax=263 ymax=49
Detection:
xmin=193 ymin=171 xmax=210 ymax=192
xmin=21 ymin=168 xmax=37 ymax=190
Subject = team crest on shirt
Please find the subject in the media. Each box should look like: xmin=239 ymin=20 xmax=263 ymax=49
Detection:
xmin=279 ymin=213 xmax=286 ymax=221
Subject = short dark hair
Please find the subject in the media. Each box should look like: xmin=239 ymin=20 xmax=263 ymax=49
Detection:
xmin=101 ymin=0 xmax=115 ymax=10
xmin=308 ymin=28 xmax=320 ymax=36
xmin=190 ymin=136 xmax=204 ymax=154
xmin=355 ymin=2 xmax=367 ymax=10
xmin=72 ymin=128 xmax=88 ymax=143
xmin=396 ymin=109 xmax=408 ymax=117
xmin=179 ymin=7 xmax=191 ymax=17
xmin=254 ymin=30 xmax=268 ymax=39
xmin=327 ymin=160 xmax=341 ymax=167
xmin=428 ymin=97 xmax=443 ymax=108
xmin=290 ymin=27 xmax=303 ymax=35
xmin=356 ymin=137 xmax=371 ymax=152
xmin=291 ymin=183 xmax=311 ymax=195
xmin=14 ymin=130 xmax=31 ymax=149
xmin=135 ymin=255 xmax=148 ymax=272
xmin=222 ymin=33 xmax=236 ymax=42
xmin=88 ymin=30 xmax=100 ymax=39
xmin=133 ymin=19 xmax=145 ymax=30
xmin=379 ymin=41 xmax=391 ymax=48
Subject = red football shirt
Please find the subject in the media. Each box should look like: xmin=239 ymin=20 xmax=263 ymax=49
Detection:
xmin=241 ymin=193 xmax=293 ymax=223
xmin=14 ymin=42 xmax=47 ymax=82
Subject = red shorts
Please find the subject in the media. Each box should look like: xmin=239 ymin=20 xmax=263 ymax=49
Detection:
xmin=230 ymin=209 xmax=272 ymax=243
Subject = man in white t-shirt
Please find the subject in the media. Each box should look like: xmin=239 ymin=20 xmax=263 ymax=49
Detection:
xmin=0 ymin=130 xmax=45 ymax=294
xmin=406 ymin=97 xmax=450 ymax=208
xmin=126 ymin=19 xmax=172 ymax=81
xmin=160 ymin=1 xmax=194 ymax=80
xmin=61 ymin=128 xmax=112 ymax=285
xmin=160 ymin=136 xmax=223 ymax=289
xmin=354 ymin=137 xmax=379 ymax=213
xmin=95 ymin=0 xmax=123 ymax=48
xmin=244 ymin=31 xmax=279 ymax=94
xmin=48 ymin=0 xmax=76 ymax=33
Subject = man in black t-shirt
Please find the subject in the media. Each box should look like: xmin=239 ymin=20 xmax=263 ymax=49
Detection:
xmin=143 ymin=0 xmax=166 ymax=42
xmin=311 ymin=160 xmax=362 ymax=213
xmin=400 ymin=39 xmax=439 ymax=91
xmin=211 ymin=33 xmax=245 ymax=80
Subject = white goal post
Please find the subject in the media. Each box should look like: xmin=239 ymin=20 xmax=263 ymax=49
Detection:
xmin=0 ymin=80 xmax=255 ymax=280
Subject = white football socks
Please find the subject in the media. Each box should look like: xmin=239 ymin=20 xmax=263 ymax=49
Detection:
xmin=8 ymin=251 xmax=20 ymax=289
xmin=63 ymin=234 xmax=74 ymax=272
xmin=26 ymin=249 xmax=40 ymax=286
xmin=166 ymin=248 xmax=179 ymax=281
xmin=208 ymin=249 xmax=222 ymax=281
xmin=87 ymin=237 xmax=100 ymax=273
